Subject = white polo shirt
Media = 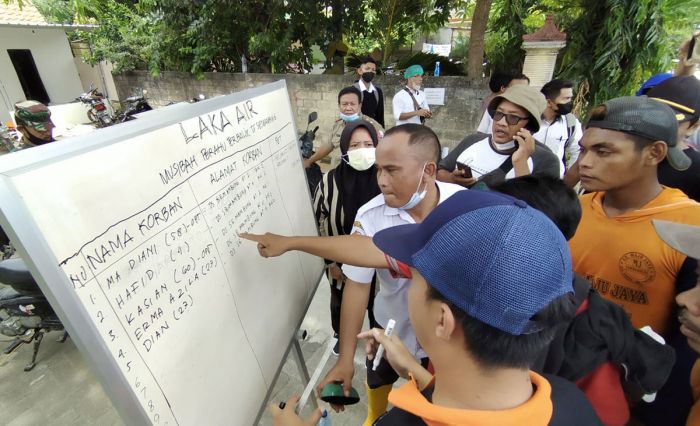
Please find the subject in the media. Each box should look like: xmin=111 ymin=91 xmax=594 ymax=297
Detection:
xmin=533 ymin=115 xmax=582 ymax=176
xmin=392 ymin=87 xmax=429 ymax=126
xmin=342 ymin=180 xmax=464 ymax=358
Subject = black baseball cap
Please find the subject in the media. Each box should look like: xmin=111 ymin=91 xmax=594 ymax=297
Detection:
xmin=587 ymin=96 xmax=689 ymax=171
xmin=647 ymin=76 xmax=700 ymax=122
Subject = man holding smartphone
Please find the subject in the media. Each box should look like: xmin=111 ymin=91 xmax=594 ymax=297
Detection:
xmin=437 ymin=85 xmax=560 ymax=188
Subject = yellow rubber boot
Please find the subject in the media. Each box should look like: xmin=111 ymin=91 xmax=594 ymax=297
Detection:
xmin=363 ymin=383 xmax=393 ymax=426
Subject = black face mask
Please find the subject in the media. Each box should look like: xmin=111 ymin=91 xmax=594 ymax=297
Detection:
xmin=556 ymin=102 xmax=573 ymax=116
xmin=361 ymin=72 xmax=375 ymax=83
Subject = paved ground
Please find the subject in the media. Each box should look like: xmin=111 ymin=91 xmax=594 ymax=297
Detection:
xmin=0 ymin=276 xmax=374 ymax=425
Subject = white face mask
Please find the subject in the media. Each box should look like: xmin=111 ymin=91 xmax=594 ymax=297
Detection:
xmin=412 ymin=83 xmax=421 ymax=91
xmin=345 ymin=147 xmax=376 ymax=171
xmin=398 ymin=162 xmax=428 ymax=210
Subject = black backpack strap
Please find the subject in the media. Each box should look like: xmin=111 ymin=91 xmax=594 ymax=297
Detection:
xmin=498 ymin=156 xmax=514 ymax=174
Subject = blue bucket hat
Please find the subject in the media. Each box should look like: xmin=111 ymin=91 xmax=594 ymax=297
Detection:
xmin=373 ymin=190 xmax=573 ymax=336
xmin=404 ymin=65 xmax=424 ymax=79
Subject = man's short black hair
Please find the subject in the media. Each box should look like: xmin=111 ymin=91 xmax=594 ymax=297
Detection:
xmin=384 ymin=124 xmax=441 ymax=163
xmin=488 ymin=72 xmax=514 ymax=93
xmin=359 ymin=56 xmax=377 ymax=67
xmin=490 ymin=176 xmax=582 ymax=241
xmin=427 ymin=285 xmax=576 ymax=370
xmin=541 ymin=79 xmax=574 ymax=101
xmin=338 ymin=86 xmax=362 ymax=104
xmin=511 ymin=73 xmax=530 ymax=84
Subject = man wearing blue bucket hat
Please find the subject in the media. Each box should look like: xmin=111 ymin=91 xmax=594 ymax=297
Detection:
xmin=392 ymin=65 xmax=431 ymax=126
xmin=269 ymin=190 xmax=602 ymax=425
xmin=365 ymin=189 xmax=601 ymax=425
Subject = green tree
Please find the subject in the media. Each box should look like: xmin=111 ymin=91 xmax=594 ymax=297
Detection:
xmin=484 ymin=0 xmax=699 ymax=108
xmin=346 ymin=0 xmax=452 ymax=65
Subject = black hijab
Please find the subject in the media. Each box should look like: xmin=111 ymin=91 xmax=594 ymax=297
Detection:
xmin=330 ymin=120 xmax=381 ymax=234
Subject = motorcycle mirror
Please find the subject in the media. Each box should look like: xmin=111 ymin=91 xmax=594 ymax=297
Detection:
xmin=308 ymin=111 xmax=318 ymax=124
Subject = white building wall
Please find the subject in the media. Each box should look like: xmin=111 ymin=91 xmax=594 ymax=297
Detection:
xmin=71 ymin=42 xmax=118 ymax=101
xmin=0 ymin=26 xmax=83 ymax=123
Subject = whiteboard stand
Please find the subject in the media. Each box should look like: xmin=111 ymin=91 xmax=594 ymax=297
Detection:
xmin=255 ymin=332 xmax=317 ymax=424
xmin=291 ymin=338 xmax=318 ymax=411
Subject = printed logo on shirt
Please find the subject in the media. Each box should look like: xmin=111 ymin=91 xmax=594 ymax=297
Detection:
xmin=618 ymin=252 xmax=656 ymax=286
xmin=587 ymin=274 xmax=649 ymax=305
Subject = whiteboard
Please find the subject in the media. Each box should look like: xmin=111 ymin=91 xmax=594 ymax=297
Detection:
xmin=0 ymin=80 xmax=324 ymax=425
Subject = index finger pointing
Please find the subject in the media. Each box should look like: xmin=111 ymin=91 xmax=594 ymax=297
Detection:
xmin=238 ymin=232 xmax=261 ymax=242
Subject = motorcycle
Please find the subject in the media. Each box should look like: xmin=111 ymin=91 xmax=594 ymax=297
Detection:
xmin=299 ymin=112 xmax=321 ymax=194
xmin=0 ymin=122 xmax=20 ymax=153
xmin=0 ymin=258 xmax=67 ymax=371
xmin=77 ymin=84 xmax=112 ymax=128
xmin=116 ymin=89 xmax=153 ymax=122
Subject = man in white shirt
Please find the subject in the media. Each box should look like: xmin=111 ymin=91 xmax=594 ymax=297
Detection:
xmin=476 ymin=73 xmax=530 ymax=134
xmin=353 ymin=56 xmax=385 ymax=127
xmin=392 ymin=65 xmax=431 ymax=126
xmin=240 ymin=124 xmax=464 ymax=425
xmin=534 ymin=79 xmax=583 ymax=178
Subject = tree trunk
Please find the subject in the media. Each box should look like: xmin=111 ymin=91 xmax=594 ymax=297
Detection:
xmin=466 ymin=0 xmax=493 ymax=80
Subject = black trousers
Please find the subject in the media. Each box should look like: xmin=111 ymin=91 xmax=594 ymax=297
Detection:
xmin=366 ymin=353 xmax=429 ymax=389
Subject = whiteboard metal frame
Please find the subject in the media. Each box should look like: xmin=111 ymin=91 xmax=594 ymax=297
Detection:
xmin=0 ymin=79 xmax=323 ymax=425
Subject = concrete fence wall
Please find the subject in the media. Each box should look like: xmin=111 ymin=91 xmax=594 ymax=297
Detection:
xmin=112 ymin=71 xmax=489 ymax=152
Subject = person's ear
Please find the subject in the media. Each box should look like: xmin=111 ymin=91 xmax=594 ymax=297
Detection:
xmin=435 ymin=303 xmax=456 ymax=341
xmin=646 ymin=141 xmax=668 ymax=166
xmin=423 ymin=162 xmax=437 ymax=178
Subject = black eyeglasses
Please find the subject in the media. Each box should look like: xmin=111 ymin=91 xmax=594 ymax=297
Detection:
xmin=493 ymin=111 xmax=528 ymax=125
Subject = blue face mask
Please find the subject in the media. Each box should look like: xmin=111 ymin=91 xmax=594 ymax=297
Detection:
xmin=340 ymin=112 xmax=360 ymax=122
xmin=398 ymin=163 xmax=428 ymax=210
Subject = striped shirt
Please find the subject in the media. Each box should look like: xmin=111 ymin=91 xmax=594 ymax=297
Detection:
xmin=313 ymin=171 xmax=346 ymax=290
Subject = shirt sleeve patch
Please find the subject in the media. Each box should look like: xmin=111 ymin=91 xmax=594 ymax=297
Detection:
xmin=385 ymin=254 xmax=412 ymax=279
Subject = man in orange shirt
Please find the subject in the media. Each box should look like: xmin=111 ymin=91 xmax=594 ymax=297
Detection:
xmin=569 ymin=96 xmax=700 ymax=425
xmin=569 ymin=96 xmax=700 ymax=336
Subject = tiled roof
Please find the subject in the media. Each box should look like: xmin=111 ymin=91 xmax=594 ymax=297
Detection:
xmin=0 ymin=1 xmax=50 ymax=27
xmin=522 ymin=16 xmax=567 ymax=42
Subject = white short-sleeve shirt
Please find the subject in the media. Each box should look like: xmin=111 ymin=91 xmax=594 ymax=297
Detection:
xmin=532 ymin=115 xmax=582 ymax=176
xmin=392 ymin=87 xmax=429 ymax=126
xmin=454 ymin=136 xmax=534 ymax=179
xmin=342 ymin=181 xmax=464 ymax=357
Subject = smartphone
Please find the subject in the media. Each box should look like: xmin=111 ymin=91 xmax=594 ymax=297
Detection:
xmin=689 ymin=34 xmax=700 ymax=66
xmin=455 ymin=161 xmax=472 ymax=178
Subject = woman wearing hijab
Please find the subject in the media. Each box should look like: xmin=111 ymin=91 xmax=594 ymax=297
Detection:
xmin=313 ymin=119 xmax=381 ymax=354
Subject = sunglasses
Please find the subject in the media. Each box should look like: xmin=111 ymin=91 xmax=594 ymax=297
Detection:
xmin=493 ymin=110 xmax=529 ymax=126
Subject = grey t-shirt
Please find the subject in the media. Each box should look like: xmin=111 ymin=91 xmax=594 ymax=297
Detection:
xmin=440 ymin=134 xmax=561 ymax=186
